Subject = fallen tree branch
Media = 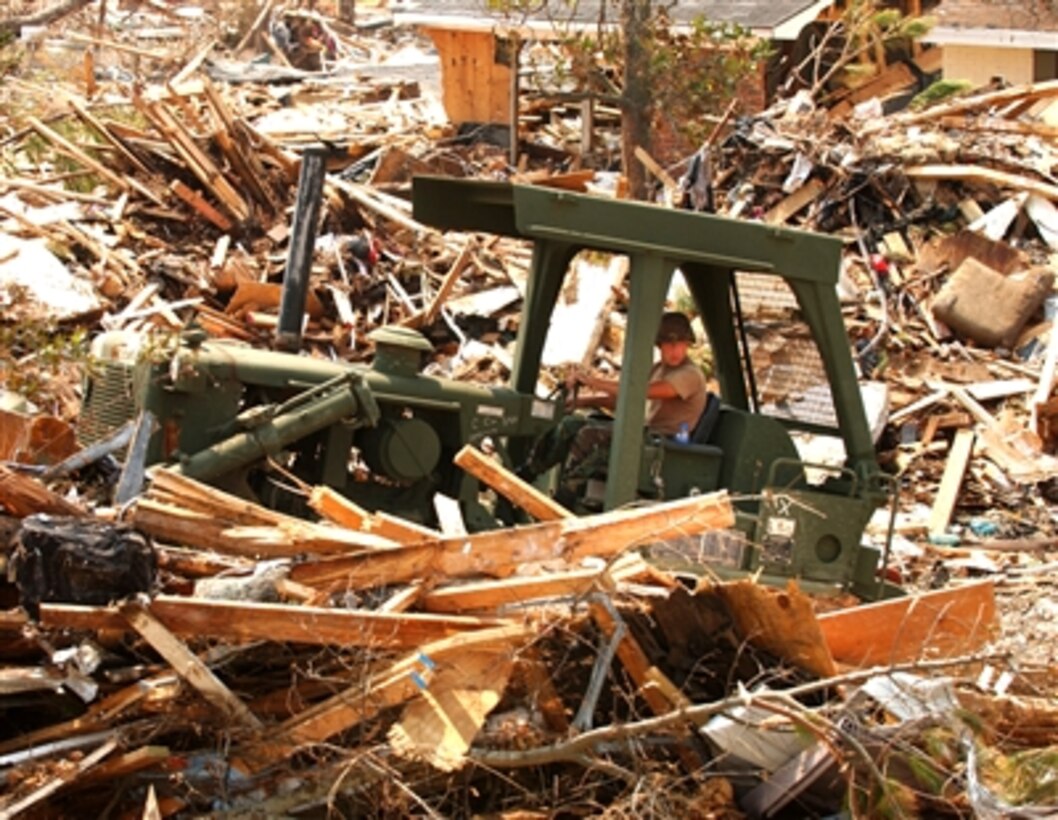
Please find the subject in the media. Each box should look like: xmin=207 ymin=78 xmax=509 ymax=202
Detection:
xmin=0 ymin=0 xmax=93 ymax=37
xmin=468 ymin=651 xmax=1006 ymax=770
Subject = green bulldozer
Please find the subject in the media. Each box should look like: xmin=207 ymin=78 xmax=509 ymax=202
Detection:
xmin=79 ymin=176 xmax=897 ymax=598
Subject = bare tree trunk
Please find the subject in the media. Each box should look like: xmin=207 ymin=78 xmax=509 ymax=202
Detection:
xmin=620 ymin=0 xmax=652 ymax=200
xmin=1 ymin=0 xmax=93 ymax=38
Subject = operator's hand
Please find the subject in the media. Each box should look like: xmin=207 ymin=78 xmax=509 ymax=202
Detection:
xmin=570 ymin=364 xmax=597 ymax=390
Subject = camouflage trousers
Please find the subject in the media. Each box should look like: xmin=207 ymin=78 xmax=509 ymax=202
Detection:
xmin=525 ymin=416 xmax=614 ymax=501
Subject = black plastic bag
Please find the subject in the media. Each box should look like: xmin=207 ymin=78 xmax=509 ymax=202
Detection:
xmin=10 ymin=515 xmax=156 ymax=617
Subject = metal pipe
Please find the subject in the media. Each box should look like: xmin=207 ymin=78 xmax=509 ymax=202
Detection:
xmin=173 ymin=382 xmax=358 ymax=481
xmin=276 ymin=147 xmax=327 ymax=351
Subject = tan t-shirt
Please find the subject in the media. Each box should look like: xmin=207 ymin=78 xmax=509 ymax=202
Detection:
xmin=645 ymin=359 xmax=708 ymax=437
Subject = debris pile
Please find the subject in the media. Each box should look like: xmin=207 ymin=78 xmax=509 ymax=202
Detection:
xmin=1 ymin=2 xmax=1058 ymax=816
xmin=0 ymin=456 xmax=1032 ymax=818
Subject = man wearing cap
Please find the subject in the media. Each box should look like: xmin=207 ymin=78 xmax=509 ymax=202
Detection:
xmin=522 ymin=311 xmax=708 ymax=506
xmin=569 ymin=311 xmax=707 ymax=436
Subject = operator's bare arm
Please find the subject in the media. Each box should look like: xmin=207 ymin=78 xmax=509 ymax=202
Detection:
xmin=567 ymin=368 xmax=678 ymax=409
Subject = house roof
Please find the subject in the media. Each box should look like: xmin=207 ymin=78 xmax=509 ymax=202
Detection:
xmin=926 ymin=0 xmax=1058 ymax=47
xmin=392 ymin=0 xmax=836 ymax=41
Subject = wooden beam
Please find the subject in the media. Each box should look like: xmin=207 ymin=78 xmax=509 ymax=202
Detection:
xmin=454 ymin=444 xmax=573 ymax=522
xmin=119 ymin=600 xmax=263 ymax=731
xmin=44 ymin=596 xmax=510 ymax=649
xmin=905 ymin=164 xmax=1058 ymax=203
xmin=404 ymin=237 xmax=475 ymax=329
xmin=0 ymin=464 xmax=83 ymax=517
xmin=307 ymin=485 xmax=440 ymax=544
xmin=817 ymin=580 xmax=997 ymax=668
xmin=939 ymin=115 xmax=1058 ymax=140
xmin=928 ymin=429 xmax=975 ymax=536
xmin=421 ymin=554 xmax=647 ymax=613
xmin=863 ymin=78 xmax=1058 ymax=134
xmin=169 ymin=179 xmax=234 ymax=232
xmin=288 ymin=490 xmax=734 ymax=591
xmin=764 ymin=178 xmax=826 ymax=225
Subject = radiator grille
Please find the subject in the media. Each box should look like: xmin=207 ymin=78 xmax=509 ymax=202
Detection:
xmin=734 ymin=272 xmax=839 ymax=429
xmin=79 ymin=362 xmax=137 ymax=445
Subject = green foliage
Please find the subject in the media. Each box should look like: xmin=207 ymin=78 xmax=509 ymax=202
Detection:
xmin=904 ymin=751 xmax=947 ymax=795
xmin=910 ymin=78 xmax=975 ymax=111
xmin=0 ymin=320 xmax=90 ymax=410
xmin=978 ymin=745 xmax=1058 ymax=806
xmin=857 ymin=776 xmax=919 ymax=819
xmin=802 ymin=1 xmax=935 ymax=100
xmin=519 ymin=1 xmax=770 ymax=149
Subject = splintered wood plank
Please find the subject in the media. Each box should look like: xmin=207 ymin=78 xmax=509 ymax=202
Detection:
xmin=219 ymin=522 xmax=397 ymax=555
xmin=940 ymin=115 xmax=1058 ymax=140
xmin=170 ymin=179 xmax=234 ymax=231
xmin=817 ymin=580 xmax=997 ymax=668
xmin=246 ymin=624 xmax=532 ymax=769
xmin=388 ymin=646 xmax=514 ymax=771
xmin=308 ymin=485 xmax=371 ymax=528
xmin=928 ymin=428 xmax=975 ymax=536
xmin=378 ymin=583 xmax=424 ymax=613
xmin=201 ymin=78 xmax=281 ymax=215
xmin=403 ymin=236 xmax=476 ymax=330
xmin=0 ymin=738 xmax=118 ymax=818
xmin=74 ymin=745 xmax=170 ymax=788
xmin=289 ymin=491 xmax=734 ymax=591
xmin=0 ymin=464 xmax=83 ymax=517
xmin=765 ymin=178 xmax=826 ymax=225
xmin=148 ymin=469 xmax=290 ymax=525
xmin=120 ymin=600 xmax=262 ymax=731
xmin=715 ymin=580 xmax=837 ymax=679
xmin=141 ymin=100 xmax=250 ymax=222
xmin=865 ymin=78 xmax=1058 ymax=133
xmin=43 ymin=597 xmax=509 ymax=649
xmin=308 ymin=486 xmax=441 ymax=544
xmin=133 ymin=494 xmax=396 ymax=557
xmin=67 ymin=97 xmax=153 ymax=177
xmin=454 ymin=444 xmax=573 ymax=522
xmin=421 ymin=554 xmax=648 ymax=614
xmin=905 ymin=165 xmax=1058 ymax=203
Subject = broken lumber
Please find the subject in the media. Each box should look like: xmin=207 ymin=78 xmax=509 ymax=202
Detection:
xmin=817 ymin=580 xmax=996 ymax=667
xmin=43 ymin=596 xmax=510 ymax=649
xmin=928 ymin=428 xmax=975 ymax=536
xmin=420 ymin=553 xmax=649 ymax=613
xmin=246 ymin=623 xmax=532 ymax=769
xmin=454 ymin=444 xmax=573 ymax=522
xmin=119 ymin=599 xmax=263 ymax=731
xmin=288 ymin=490 xmax=735 ymax=590
xmin=906 ymin=165 xmax=1058 ymax=203
xmin=308 ymin=485 xmax=442 ymax=544
xmin=0 ymin=464 xmax=83 ymax=517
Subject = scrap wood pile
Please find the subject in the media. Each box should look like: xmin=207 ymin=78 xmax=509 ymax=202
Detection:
xmin=1 ymin=2 xmax=1058 ymax=814
xmin=673 ymin=77 xmax=1058 ymax=534
xmin=0 ymin=453 xmax=1048 ymax=818
xmin=0 ymin=4 xmax=536 ymax=382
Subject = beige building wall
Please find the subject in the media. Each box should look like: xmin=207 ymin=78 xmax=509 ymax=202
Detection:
xmin=941 ymin=44 xmax=1035 ymax=86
